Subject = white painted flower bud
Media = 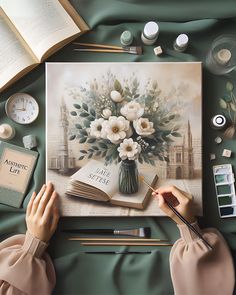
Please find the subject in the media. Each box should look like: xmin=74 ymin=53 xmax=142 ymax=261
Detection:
xmin=110 ymin=90 xmax=124 ymax=102
xmin=102 ymin=109 xmax=112 ymax=118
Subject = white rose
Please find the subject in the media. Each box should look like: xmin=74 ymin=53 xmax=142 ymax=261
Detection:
xmin=110 ymin=90 xmax=124 ymax=102
xmin=120 ymin=101 xmax=144 ymax=121
xmin=101 ymin=116 xmax=130 ymax=144
xmin=90 ymin=118 xmax=105 ymax=139
xmin=102 ymin=109 xmax=112 ymax=118
xmin=133 ymin=118 xmax=155 ymax=136
xmin=118 ymin=138 xmax=141 ymax=161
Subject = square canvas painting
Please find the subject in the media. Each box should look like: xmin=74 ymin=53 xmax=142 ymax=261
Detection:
xmin=46 ymin=62 xmax=202 ymax=216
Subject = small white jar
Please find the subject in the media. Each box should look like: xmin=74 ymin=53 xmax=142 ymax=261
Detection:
xmin=141 ymin=21 xmax=159 ymax=45
xmin=173 ymin=34 xmax=189 ymax=52
xmin=0 ymin=124 xmax=15 ymax=140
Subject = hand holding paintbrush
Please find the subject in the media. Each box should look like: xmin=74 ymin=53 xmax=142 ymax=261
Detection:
xmin=139 ymin=176 xmax=213 ymax=250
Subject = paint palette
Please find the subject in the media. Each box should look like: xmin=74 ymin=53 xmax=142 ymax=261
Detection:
xmin=213 ymin=164 xmax=236 ymax=218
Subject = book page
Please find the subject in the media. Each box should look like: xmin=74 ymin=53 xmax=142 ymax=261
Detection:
xmin=69 ymin=160 xmax=119 ymax=198
xmin=0 ymin=9 xmax=35 ymax=90
xmin=1 ymin=0 xmax=80 ymax=61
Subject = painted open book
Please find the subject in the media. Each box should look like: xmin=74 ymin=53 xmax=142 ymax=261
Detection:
xmin=0 ymin=0 xmax=89 ymax=92
xmin=66 ymin=159 xmax=158 ymax=209
xmin=46 ymin=62 xmax=202 ymax=217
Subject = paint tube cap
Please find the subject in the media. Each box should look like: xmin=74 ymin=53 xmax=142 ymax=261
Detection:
xmin=144 ymin=22 xmax=159 ymax=39
xmin=176 ymin=34 xmax=189 ymax=47
xmin=214 ymin=136 xmax=222 ymax=144
xmin=211 ymin=114 xmax=226 ymax=129
xmin=215 ymin=49 xmax=232 ymax=65
xmin=120 ymin=30 xmax=133 ymax=46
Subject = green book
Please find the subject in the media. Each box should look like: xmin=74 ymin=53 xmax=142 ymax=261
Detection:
xmin=0 ymin=141 xmax=38 ymax=208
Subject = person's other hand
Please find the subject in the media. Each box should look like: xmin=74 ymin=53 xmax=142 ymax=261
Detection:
xmin=26 ymin=182 xmax=59 ymax=242
xmin=152 ymin=185 xmax=196 ymax=225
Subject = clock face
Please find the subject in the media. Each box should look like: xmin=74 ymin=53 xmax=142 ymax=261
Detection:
xmin=5 ymin=93 xmax=39 ymax=124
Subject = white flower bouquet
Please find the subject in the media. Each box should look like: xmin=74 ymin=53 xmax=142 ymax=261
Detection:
xmin=69 ymin=71 xmax=182 ymax=166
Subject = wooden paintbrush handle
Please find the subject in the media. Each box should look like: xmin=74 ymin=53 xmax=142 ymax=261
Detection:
xmin=81 ymin=242 xmax=173 ymax=246
xmin=166 ymin=201 xmax=213 ymax=250
xmin=73 ymin=42 xmax=122 ymax=50
xmin=74 ymin=48 xmax=124 ymax=53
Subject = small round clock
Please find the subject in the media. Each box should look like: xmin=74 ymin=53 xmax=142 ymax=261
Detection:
xmin=5 ymin=93 xmax=39 ymax=125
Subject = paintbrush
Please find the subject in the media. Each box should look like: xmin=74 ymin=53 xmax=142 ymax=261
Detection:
xmin=68 ymin=238 xmax=168 ymax=242
xmin=81 ymin=242 xmax=173 ymax=246
xmin=73 ymin=42 xmax=142 ymax=55
xmin=139 ymin=176 xmax=213 ymax=250
xmin=62 ymin=227 xmax=151 ymax=238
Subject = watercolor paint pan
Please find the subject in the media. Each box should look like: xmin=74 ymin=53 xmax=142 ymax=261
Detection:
xmin=213 ymin=164 xmax=236 ymax=218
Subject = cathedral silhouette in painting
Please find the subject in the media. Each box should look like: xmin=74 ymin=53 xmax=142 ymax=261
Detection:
xmin=163 ymin=120 xmax=195 ymax=179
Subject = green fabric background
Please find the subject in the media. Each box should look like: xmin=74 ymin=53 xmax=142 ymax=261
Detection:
xmin=1 ymin=1 xmax=236 ymax=294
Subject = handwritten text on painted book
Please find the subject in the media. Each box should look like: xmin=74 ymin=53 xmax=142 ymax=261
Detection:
xmin=88 ymin=167 xmax=111 ymax=185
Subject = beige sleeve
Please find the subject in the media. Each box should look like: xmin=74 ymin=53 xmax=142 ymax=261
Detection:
xmin=0 ymin=231 xmax=56 ymax=295
xmin=170 ymin=222 xmax=235 ymax=295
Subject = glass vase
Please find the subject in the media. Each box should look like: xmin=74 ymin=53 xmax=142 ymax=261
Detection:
xmin=119 ymin=160 xmax=139 ymax=194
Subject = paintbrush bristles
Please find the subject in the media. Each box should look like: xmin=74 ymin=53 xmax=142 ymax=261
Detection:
xmin=123 ymin=46 xmax=142 ymax=55
xmin=139 ymin=175 xmax=156 ymax=192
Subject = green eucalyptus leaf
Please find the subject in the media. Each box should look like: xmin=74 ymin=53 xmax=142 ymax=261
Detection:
xmin=73 ymin=104 xmax=81 ymax=109
xmin=78 ymin=156 xmax=84 ymax=160
xmin=138 ymin=156 xmax=143 ymax=164
xmin=82 ymin=103 xmax=88 ymax=111
xmin=79 ymin=137 xmax=87 ymax=143
xmin=84 ymin=120 xmax=91 ymax=128
xmin=168 ymin=114 xmax=175 ymax=120
xmin=80 ymin=112 xmax=89 ymax=117
xmin=157 ymin=154 xmax=164 ymax=161
xmin=163 ymin=136 xmax=174 ymax=142
xmin=223 ymin=94 xmax=232 ymax=103
xmin=87 ymin=116 xmax=95 ymax=121
xmin=92 ymin=146 xmax=99 ymax=150
xmin=69 ymin=135 xmax=76 ymax=140
xmin=75 ymin=123 xmax=82 ymax=129
xmin=79 ymin=129 xmax=88 ymax=136
xmin=90 ymin=108 xmax=96 ymax=117
xmin=226 ymin=81 xmax=234 ymax=92
xmin=80 ymin=150 xmax=87 ymax=154
xmin=230 ymin=103 xmax=236 ymax=112
xmin=112 ymin=152 xmax=118 ymax=159
xmin=96 ymin=151 xmax=102 ymax=156
xmin=105 ymin=155 xmax=112 ymax=162
xmin=150 ymin=160 xmax=155 ymax=166
xmin=164 ymin=156 xmax=169 ymax=162
xmin=219 ymin=98 xmax=227 ymax=109
xmin=88 ymin=153 xmax=93 ymax=159
xmin=99 ymin=142 xmax=108 ymax=149
xmin=171 ymin=132 xmax=182 ymax=137
xmin=87 ymin=138 xmax=96 ymax=143
xmin=114 ymin=79 xmax=123 ymax=93
xmin=70 ymin=111 xmax=77 ymax=116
